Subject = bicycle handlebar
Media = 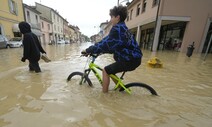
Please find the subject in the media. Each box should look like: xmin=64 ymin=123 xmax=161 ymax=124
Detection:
xmin=81 ymin=53 xmax=100 ymax=63
xmin=81 ymin=52 xmax=100 ymax=58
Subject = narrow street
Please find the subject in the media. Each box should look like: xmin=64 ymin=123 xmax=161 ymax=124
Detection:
xmin=0 ymin=43 xmax=212 ymax=127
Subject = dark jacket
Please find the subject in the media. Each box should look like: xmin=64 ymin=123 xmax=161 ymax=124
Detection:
xmin=86 ymin=22 xmax=142 ymax=62
xmin=18 ymin=22 xmax=46 ymax=62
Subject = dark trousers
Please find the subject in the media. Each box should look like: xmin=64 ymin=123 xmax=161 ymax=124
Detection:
xmin=29 ymin=61 xmax=41 ymax=73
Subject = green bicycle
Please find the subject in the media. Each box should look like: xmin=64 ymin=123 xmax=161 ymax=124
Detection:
xmin=67 ymin=54 xmax=158 ymax=96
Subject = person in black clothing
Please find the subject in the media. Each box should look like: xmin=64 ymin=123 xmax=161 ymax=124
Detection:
xmin=18 ymin=21 xmax=46 ymax=73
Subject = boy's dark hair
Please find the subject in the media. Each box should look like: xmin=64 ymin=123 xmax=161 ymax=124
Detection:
xmin=109 ymin=5 xmax=128 ymax=22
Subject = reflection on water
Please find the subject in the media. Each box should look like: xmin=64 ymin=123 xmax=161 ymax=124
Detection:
xmin=0 ymin=43 xmax=212 ymax=127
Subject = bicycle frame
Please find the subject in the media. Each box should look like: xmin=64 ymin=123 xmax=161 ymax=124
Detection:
xmin=82 ymin=56 xmax=132 ymax=94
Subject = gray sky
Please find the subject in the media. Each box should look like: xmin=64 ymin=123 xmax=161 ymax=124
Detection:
xmin=23 ymin=0 xmax=121 ymax=37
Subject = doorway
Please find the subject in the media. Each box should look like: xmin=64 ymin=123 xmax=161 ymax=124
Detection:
xmin=158 ymin=22 xmax=186 ymax=51
xmin=202 ymin=22 xmax=212 ymax=53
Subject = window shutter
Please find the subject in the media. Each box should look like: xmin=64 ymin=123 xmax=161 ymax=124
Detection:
xmin=15 ymin=2 xmax=18 ymax=15
xmin=8 ymin=0 xmax=12 ymax=13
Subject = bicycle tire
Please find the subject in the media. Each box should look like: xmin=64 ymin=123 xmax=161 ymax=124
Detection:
xmin=119 ymin=82 xmax=158 ymax=96
xmin=67 ymin=71 xmax=93 ymax=87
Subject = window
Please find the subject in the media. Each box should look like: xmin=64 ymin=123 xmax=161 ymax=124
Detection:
xmin=142 ymin=0 xmax=147 ymax=13
xmin=136 ymin=4 xmax=141 ymax=16
xmin=130 ymin=9 xmax=133 ymax=20
xmin=152 ymin=0 xmax=159 ymax=7
xmin=35 ymin=15 xmax=38 ymax=24
xmin=48 ymin=24 xmax=50 ymax=30
xmin=127 ymin=12 xmax=129 ymax=21
xmin=0 ymin=26 xmax=2 ymax=35
xmin=8 ymin=0 xmax=18 ymax=15
xmin=27 ymin=11 xmax=31 ymax=23
xmin=42 ymin=22 xmax=44 ymax=28
xmin=54 ymin=24 xmax=56 ymax=31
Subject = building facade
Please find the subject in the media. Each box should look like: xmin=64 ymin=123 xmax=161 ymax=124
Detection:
xmin=125 ymin=0 xmax=212 ymax=53
xmin=40 ymin=16 xmax=53 ymax=44
xmin=23 ymin=4 xmax=42 ymax=39
xmin=99 ymin=21 xmax=109 ymax=39
xmin=103 ymin=22 xmax=112 ymax=38
xmin=73 ymin=26 xmax=81 ymax=43
xmin=35 ymin=2 xmax=64 ymax=44
xmin=63 ymin=19 xmax=70 ymax=43
xmin=0 ymin=0 xmax=24 ymax=39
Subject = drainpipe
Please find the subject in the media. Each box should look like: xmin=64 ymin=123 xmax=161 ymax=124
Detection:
xmin=152 ymin=0 xmax=161 ymax=51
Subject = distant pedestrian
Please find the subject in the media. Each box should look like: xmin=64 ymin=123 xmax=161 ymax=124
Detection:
xmin=18 ymin=21 xmax=47 ymax=73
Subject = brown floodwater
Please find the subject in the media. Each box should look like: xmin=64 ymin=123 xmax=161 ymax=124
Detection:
xmin=0 ymin=42 xmax=212 ymax=127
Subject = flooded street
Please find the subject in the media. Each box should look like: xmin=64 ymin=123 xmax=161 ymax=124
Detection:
xmin=0 ymin=42 xmax=212 ymax=127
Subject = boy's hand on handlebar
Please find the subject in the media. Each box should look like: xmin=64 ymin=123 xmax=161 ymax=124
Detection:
xmin=81 ymin=50 xmax=90 ymax=57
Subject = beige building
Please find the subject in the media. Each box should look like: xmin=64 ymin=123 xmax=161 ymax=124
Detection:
xmin=99 ymin=21 xmax=109 ymax=38
xmin=35 ymin=2 xmax=64 ymax=44
xmin=103 ymin=22 xmax=112 ymax=38
xmin=73 ymin=26 xmax=81 ymax=43
xmin=63 ymin=19 xmax=70 ymax=43
xmin=125 ymin=0 xmax=212 ymax=53
xmin=0 ymin=0 xmax=24 ymax=39
xmin=40 ymin=16 xmax=53 ymax=44
xmin=68 ymin=25 xmax=76 ymax=43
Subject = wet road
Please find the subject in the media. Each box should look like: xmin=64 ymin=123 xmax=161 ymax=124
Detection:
xmin=0 ymin=42 xmax=212 ymax=127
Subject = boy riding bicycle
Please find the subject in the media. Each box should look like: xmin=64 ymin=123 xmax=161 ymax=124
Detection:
xmin=82 ymin=5 xmax=142 ymax=93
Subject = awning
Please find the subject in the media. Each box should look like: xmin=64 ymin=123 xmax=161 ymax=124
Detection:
xmin=12 ymin=24 xmax=20 ymax=32
xmin=12 ymin=24 xmax=42 ymax=36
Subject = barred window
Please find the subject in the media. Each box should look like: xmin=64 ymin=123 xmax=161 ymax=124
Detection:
xmin=136 ymin=4 xmax=141 ymax=16
xmin=130 ymin=9 xmax=133 ymax=20
xmin=27 ymin=11 xmax=31 ymax=23
xmin=152 ymin=0 xmax=159 ymax=7
xmin=127 ymin=12 xmax=129 ymax=21
xmin=142 ymin=0 xmax=147 ymax=13
xmin=48 ymin=24 xmax=50 ymax=30
xmin=42 ymin=22 xmax=44 ymax=28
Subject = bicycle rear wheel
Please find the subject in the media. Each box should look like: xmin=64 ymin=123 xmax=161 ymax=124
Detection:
xmin=119 ymin=82 xmax=158 ymax=96
xmin=67 ymin=71 xmax=93 ymax=87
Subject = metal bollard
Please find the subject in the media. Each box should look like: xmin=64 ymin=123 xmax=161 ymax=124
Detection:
xmin=186 ymin=42 xmax=195 ymax=57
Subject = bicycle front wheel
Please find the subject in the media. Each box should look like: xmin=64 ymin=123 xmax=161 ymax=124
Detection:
xmin=67 ymin=71 xmax=93 ymax=87
xmin=119 ymin=82 xmax=158 ymax=96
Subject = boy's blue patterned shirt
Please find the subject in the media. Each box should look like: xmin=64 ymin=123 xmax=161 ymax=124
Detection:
xmin=86 ymin=22 xmax=142 ymax=62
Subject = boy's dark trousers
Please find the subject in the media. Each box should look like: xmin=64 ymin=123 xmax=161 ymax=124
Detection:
xmin=29 ymin=61 xmax=41 ymax=73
